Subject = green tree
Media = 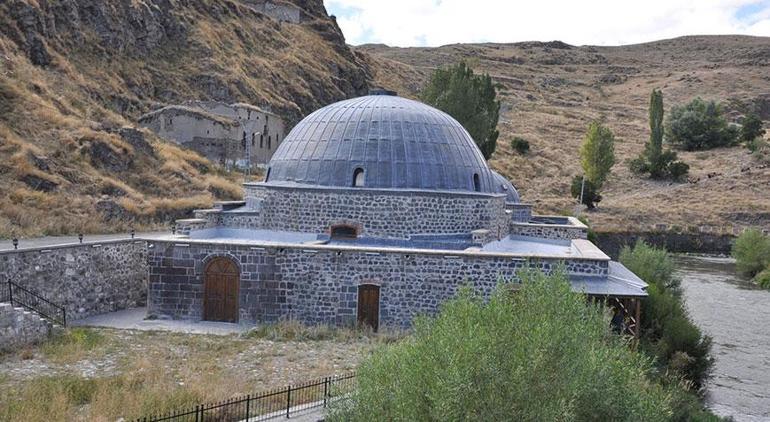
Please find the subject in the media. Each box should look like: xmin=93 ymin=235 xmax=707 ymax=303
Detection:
xmin=731 ymin=228 xmax=770 ymax=278
xmin=666 ymin=98 xmax=738 ymax=151
xmin=330 ymin=270 xmax=673 ymax=421
xmin=580 ymin=121 xmax=615 ymax=188
xmin=421 ymin=62 xmax=500 ymax=159
xmin=740 ymin=113 xmax=765 ymax=144
xmin=620 ymin=241 xmax=713 ymax=391
xmin=629 ymin=89 xmax=689 ymax=180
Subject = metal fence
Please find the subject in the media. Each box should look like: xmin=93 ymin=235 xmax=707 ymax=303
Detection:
xmin=138 ymin=373 xmax=355 ymax=422
xmin=1 ymin=280 xmax=66 ymax=326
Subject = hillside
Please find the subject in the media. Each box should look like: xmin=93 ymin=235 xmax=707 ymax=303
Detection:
xmin=0 ymin=0 xmax=370 ymax=238
xmin=359 ymin=36 xmax=770 ymax=232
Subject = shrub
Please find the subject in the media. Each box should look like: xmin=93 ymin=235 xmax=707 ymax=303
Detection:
xmin=666 ymin=98 xmax=738 ymax=151
xmin=630 ymin=89 xmax=689 ymax=181
xmin=510 ymin=136 xmax=530 ymax=154
xmin=421 ymin=62 xmax=500 ymax=159
xmin=330 ymin=271 xmax=673 ymax=421
xmin=731 ymin=229 xmax=770 ymax=278
xmin=755 ymin=268 xmax=770 ymax=289
xmin=740 ymin=113 xmax=765 ymax=144
xmin=620 ymin=241 xmax=713 ymax=391
xmin=668 ymin=160 xmax=690 ymax=181
xmin=571 ymin=175 xmax=602 ymax=209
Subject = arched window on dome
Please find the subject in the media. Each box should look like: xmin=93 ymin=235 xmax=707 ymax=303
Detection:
xmin=353 ymin=168 xmax=365 ymax=187
xmin=473 ymin=173 xmax=481 ymax=192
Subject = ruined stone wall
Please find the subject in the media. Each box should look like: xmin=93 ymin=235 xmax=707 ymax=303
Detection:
xmin=241 ymin=184 xmax=510 ymax=240
xmin=0 ymin=240 xmax=148 ymax=320
xmin=147 ymin=240 xmax=608 ymax=327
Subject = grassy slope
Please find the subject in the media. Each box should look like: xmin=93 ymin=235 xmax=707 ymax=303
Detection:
xmin=358 ymin=36 xmax=770 ymax=232
xmin=0 ymin=0 xmax=369 ymax=238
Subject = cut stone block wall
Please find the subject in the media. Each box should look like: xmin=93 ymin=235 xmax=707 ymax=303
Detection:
xmin=0 ymin=240 xmax=148 ymax=321
xmin=236 ymin=184 xmax=510 ymax=240
xmin=148 ymin=240 xmax=608 ymax=327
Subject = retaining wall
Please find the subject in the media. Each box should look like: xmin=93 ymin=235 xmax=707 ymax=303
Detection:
xmin=0 ymin=240 xmax=148 ymax=320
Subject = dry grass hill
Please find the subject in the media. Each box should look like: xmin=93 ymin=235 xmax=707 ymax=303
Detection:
xmin=359 ymin=36 xmax=770 ymax=233
xmin=0 ymin=0 xmax=370 ymax=238
xmin=1 ymin=0 xmax=768 ymax=238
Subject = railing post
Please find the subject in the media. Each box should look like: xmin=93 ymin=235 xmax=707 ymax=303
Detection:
xmin=323 ymin=376 xmax=329 ymax=407
xmin=8 ymin=280 xmax=13 ymax=306
xmin=245 ymin=394 xmax=250 ymax=419
xmin=195 ymin=405 xmax=200 ymax=422
xmin=62 ymin=307 xmax=67 ymax=327
xmin=286 ymin=385 xmax=291 ymax=418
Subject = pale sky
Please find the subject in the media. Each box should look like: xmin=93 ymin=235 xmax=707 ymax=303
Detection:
xmin=325 ymin=0 xmax=770 ymax=47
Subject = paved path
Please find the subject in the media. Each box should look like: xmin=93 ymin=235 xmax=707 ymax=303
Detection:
xmin=71 ymin=307 xmax=250 ymax=336
xmin=0 ymin=231 xmax=169 ymax=251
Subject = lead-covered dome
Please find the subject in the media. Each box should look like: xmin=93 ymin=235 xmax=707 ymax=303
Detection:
xmin=265 ymin=92 xmax=516 ymax=198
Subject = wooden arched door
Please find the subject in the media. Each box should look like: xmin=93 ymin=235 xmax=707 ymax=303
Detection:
xmin=203 ymin=257 xmax=239 ymax=322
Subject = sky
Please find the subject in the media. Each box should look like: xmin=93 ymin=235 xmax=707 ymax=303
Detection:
xmin=324 ymin=0 xmax=770 ymax=47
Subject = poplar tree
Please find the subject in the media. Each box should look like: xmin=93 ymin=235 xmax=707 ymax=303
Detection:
xmin=579 ymin=121 xmax=615 ymax=189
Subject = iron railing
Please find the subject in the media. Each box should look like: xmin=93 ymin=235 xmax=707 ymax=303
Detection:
xmin=1 ymin=280 xmax=66 ymax=326
xmin=139 ymin=373 xmax=355 ymax=422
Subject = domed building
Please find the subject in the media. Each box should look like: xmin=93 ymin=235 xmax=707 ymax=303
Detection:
xmin=148 ymin=91 xmax=647 ymax=333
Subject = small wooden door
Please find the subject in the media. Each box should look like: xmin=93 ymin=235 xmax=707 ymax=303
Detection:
xmin=357 ymin=284 xmax=380 ymax=331
xmin=203 ymin=257 xmax=239 ymax=322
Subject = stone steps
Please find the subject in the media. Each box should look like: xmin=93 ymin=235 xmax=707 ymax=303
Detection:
xmin=0 ymin=301 xmax=55 ymax=352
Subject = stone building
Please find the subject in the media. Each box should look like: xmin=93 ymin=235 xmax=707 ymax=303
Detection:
xmin=139 ymin=101 xmax=285 ymax=169
xmin=148 ymin=92 xmax=648 ymax=331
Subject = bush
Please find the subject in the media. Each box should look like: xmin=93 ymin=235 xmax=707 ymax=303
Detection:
xmin=330 ymin=271 xmax=673 ymax=421
xmin=740 ymin=113 xmax=765 ymax=144
xmin=571 ymin=175 xmax=602 ymax=209
xmin=668 ymin=160 xmax=690 ymax=181
xmin=510 ymin=136 xmax=529 ymax=154
xmin=755 ymin=268 xmax=770 ymax=289
xmin=620 ymin=241 xmax=713 ymax=391
xmin=666 ymin=98 xmax=738 ymax=151
xmin=731 ymin=229 xmax=770 ymax=278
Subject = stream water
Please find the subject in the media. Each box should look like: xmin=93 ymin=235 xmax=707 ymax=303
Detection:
xmin=676 ymin=255 xmax=770 ymax=421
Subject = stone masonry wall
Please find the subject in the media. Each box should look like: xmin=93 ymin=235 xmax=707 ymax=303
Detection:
xmin=148 ymin=241 xmax=608 ymax=327
xmin=0 ymin=303 xmax=52 ymax=352
xmin=509 ymin=223 xmax=588 ymax=241
xmin=239 ymin=184 xmax=510 ymax=240
xmin=0 ymin=240 xmax=148 ymax=320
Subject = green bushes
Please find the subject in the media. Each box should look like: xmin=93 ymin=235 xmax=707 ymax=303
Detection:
xmin=329 ymin=271 xmax=673 ymax=421
xmin=731 ymin=229 xmax=770 ymax=287
xmin=510 ymin=136 xmax=530 ymax=154
xmin=666 ymin=98 xmax=738 ymax=151
xmin=570 ymin=175 xmax=602 ymax=209
xmin=620 ymin=241 xmax=713 ymax=391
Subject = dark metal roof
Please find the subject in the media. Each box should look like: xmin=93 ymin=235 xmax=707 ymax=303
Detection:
xmin=265 ymin=95 xmax=518 ymax=198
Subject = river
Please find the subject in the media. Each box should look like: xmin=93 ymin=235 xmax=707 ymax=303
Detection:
xmin=676 ymin=255 xmax=770 ymax=421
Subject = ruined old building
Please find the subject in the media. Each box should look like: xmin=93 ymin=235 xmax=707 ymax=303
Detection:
xmin=139 ymin=101 xmax=285 ymax=169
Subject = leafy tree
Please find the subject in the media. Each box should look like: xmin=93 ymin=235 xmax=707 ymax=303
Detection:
xmin=421 ymin=62 xmax=500 ymax=159
xmin=570 ymin=176 xmax=602 ymax=209
xmin=330 ymin=270 xmax=673 ymax=421
xmin=665 ymin=98 xmax=738 ymax=151
xmin=620 ymin=241 xmax=713 ymax=391
xmin=629 ymin=89 xmax=689 ymax=180
xmin=731 ymin=229 xmax=770 ymax=278
xmin=580 ymin=121 xmax=616 ymax=188
xmin=740 ymin=113 xmax=765 ymax=144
